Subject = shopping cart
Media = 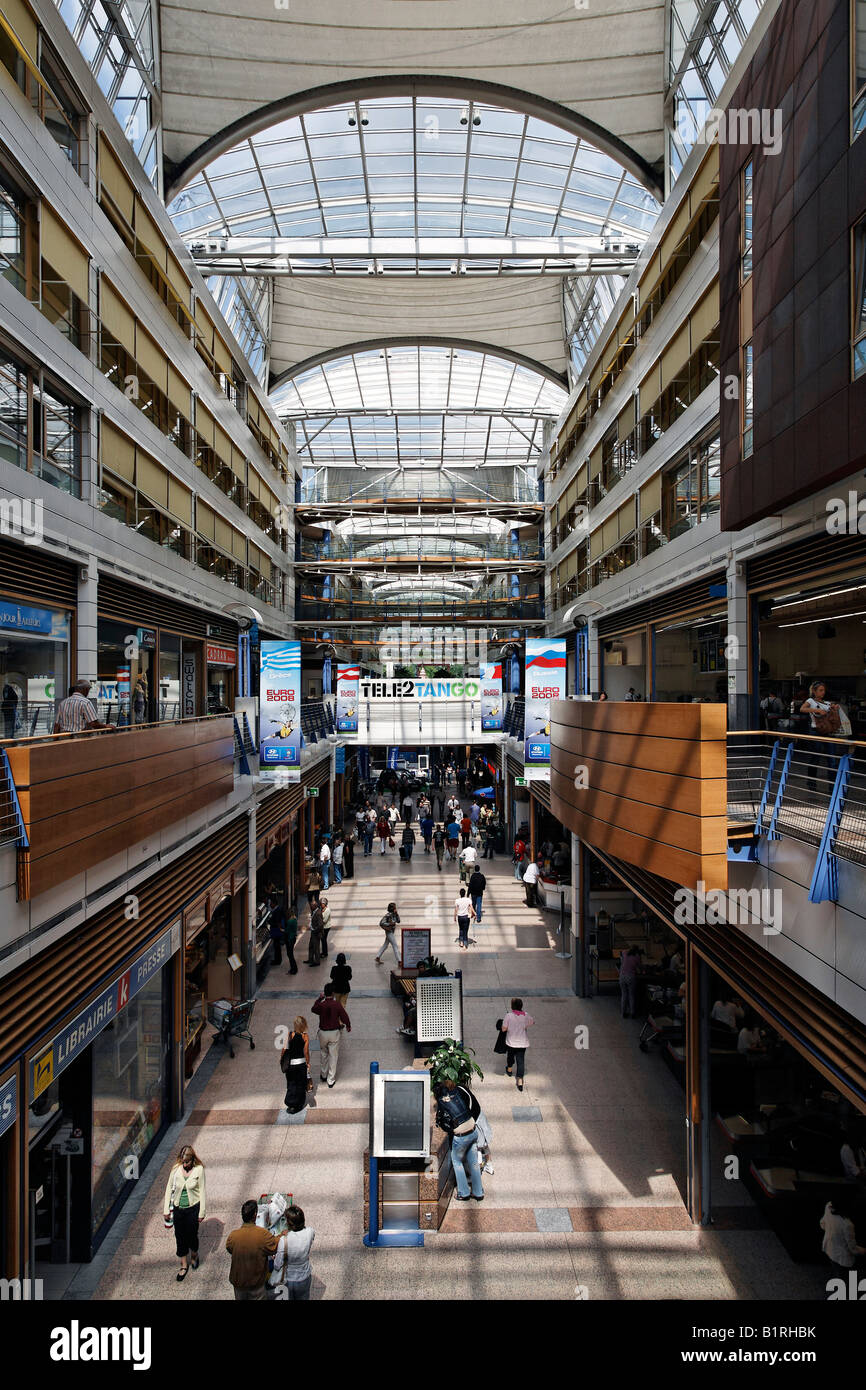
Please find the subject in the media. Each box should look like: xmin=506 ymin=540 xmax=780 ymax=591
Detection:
xmin=208 ymin=998 xmax=257 ymax=1058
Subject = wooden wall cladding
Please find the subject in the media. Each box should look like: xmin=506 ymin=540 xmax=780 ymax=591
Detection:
xmin=549 ymin=700 xmax=728 ymax=891
xmin=5 ymin=716 xmax=235 ymax=899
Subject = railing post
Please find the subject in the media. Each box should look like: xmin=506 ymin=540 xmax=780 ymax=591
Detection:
xmin=809 ymin=751 xmax=851 ymax=904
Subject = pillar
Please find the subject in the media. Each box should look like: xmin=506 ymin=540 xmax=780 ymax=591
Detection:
xmin=726 ymin=554 xmax=750 ymax=731
xmin=76 ymin=553 xmax=99 ymax=686
xmin=685 ymin=942 xmax=712 ymax=1224
xmin=570 ymin=833 xmax=587 ymax=996
xmin=586 ymin=617 xmax=601 ymax=698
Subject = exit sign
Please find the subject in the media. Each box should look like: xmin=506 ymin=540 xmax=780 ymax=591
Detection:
xmin=307 ymin=787 xmax=319 ymax=798
xmin=515 ymin=776 xmax=528 ymax=786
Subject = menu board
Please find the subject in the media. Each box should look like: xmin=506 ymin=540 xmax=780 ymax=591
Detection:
xmin=401 ymin=928 xmax=432 ymax=970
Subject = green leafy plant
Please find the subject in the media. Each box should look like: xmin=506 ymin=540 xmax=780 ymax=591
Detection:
xmin=426 ymin=1038 xmax=484 ymax=1088
xmin=417 ymin=955 xmax=449 ymax=977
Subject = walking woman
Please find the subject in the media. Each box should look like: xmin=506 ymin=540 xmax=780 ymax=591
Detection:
xmin=342 ymin=831 xmax=355 ymax=880
xmin=281 ymin=1016 xmax=312 ymax=1114
xmin=500 ymin=998 xmax=535 ymax=1092
xmin=267 ymin=1204 xmax=315 ymax=1300
xmin=163 ymin=1144 xmax=206 ymax=1280
xmin=377 ymin=813 xmax=391 ymax=855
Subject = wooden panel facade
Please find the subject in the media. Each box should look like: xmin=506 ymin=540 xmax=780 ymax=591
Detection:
xmin=5 ymin=716 xmax=235 ymax=899
xmin=549 ymin=700 xmax=728 ymax=891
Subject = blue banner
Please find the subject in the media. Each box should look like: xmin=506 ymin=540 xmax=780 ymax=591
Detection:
xmin=0 ymin=601 xmax=69 ymax=638
xmin=260 ymin=641 xmax=301 ymax=779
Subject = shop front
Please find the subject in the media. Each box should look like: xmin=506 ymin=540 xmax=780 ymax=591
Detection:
xmin=754 ymin=565 xmax=866 ymax=734
xmin=0 ymin=599 xmax=72 ymax=738
xmin=25 ymin=923 xmax=180 ymax=1266
xmin=96 ymin=574 xmax=238 ymax=724
xmin=183 ymin=860 xmax=247 ymax=1078
xmin=596 ymin=574 xmax=728 ymax=704
xmin=652 ymin=607 xmax=728 ymax=703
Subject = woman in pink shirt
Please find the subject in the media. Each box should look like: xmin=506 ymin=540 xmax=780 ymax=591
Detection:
xmin=500 ymin=998 xmax=534 ymax=1091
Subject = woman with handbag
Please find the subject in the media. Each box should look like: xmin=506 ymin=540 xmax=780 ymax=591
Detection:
xmin=163 ymin=1145 xmax=206 ymax=1281
xmin=267 ymin=1204 xmax=315 ymax=1300
xmin=281 ymin=1015 xmax=312 ymax=1114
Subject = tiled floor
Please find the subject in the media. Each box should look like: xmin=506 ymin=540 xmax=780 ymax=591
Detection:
xmin=83 ymin=836 xmax=826 ymax=1300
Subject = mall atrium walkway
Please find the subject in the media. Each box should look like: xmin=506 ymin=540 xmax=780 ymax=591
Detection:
xmin=84 ymin=842 xmax=820 ymax=1301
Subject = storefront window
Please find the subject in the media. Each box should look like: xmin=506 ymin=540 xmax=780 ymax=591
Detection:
xmin=0 ymin=602 xmax=71 ymax=737
xmin=96 ymin=618 xmax=156 ymax=725
xmin=91 ymin=970 xmax=168 ymax=1237
xmin=757 ymin=576 xmax=866 ymax=734
xmin=653 ymin=612 xmax=727 ymax=702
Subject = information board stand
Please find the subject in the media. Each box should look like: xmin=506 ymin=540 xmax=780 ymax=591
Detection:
xmin=363 ymin=1062 xmax=425 ymax=1248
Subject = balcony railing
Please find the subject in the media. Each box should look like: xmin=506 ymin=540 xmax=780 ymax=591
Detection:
xmin=296 ymin=596 xmax=544 ymax=623
xmin=2 ymin=714 xmax=235 ymax=900
xmin=297 ymin=537 xmax=542 ymax=564
xmin=727 ymin=730 xmax=866 ymax=900
xmin=299 ymin=478 xmax=539 ymax=506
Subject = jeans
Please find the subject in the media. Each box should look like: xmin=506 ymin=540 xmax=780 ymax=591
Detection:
xmin=377 ymin=930 xmax=400 ymax=966
xmin=457 ymin=915 xmax=470 ymax=946
xmin=271 ymin=937 xmax=282 ymax=966
xmin=364 ymin=831 xmax=374 ymax=856
xmin=283 ymin=1275 xmax=312 ymax=1301
xmin=285 ymin=936 xmax=297 ymax=972
xmin=471 ymin=894 xmax=483 ymax=923
xmin=403 ymin=844 xmax=413 ymax=860
xmin=333 ymin=863 xmax=342 ymax=884
xmin=318 ymin=1028 xmax=342 ymax=1083
xmin=506 ymin=1045 xmax=526 ymax=1079
xmin=483 ymin=843 xmax=494 ymax=859
xmin=321 ymin=862 xmax=330 ymax=889
xmin=513 ymin=861 xmax=523 ymax=880
xmin=451 ymin=1131 xmax=484 ymax=1199
xmin=620 ymin=977 xmax=637 ymax=1017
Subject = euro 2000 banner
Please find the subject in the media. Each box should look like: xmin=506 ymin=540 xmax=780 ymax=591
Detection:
xmin=524 ymin=639 xmax=566 ymax=780
xmin=335 ymin=664 xmax=360 ymax=732
xmin=480 ymin=662 xmax=503 ymax=731
xmin=260 ymin=640 xmax=301 ymax=781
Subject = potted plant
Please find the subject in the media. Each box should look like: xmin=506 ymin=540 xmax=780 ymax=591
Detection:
xmin=416 ymin=955 xmax=449 ymax=977
xmin=426 ymin=1038 xmax=484 ymax=1089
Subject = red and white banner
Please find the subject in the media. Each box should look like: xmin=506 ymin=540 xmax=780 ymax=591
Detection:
xmin=206 ymin=644 xmax=237 ymax=667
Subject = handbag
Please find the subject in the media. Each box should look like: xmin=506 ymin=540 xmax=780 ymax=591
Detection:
xmin=164 ymin=1172 xmax=178 ymax=1229
xmin=493 ymin=1018 xmax=508 ymax=1055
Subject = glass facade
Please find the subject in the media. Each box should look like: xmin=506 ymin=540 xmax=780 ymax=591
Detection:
xmin=91 ymin=967 xmax=168 ymax=1237
xmin=0 ymin=602 xmax=71 ymax=737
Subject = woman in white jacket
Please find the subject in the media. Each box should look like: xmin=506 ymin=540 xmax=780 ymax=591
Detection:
xmin=164 ymin=1145 xmax=206 ymax=1282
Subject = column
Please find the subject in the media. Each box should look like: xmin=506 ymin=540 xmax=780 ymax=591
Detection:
xmin=77 ymin=554 xmax=99 ymax=685
xmin=684 ymin=942 xmax=712 ymax=1224
xmin=570 ymin=833 xmax=586 ymax=996
xmin=586 ymin=617 xmax=601 ymax=697
xmin=726 ymin=554 xmax=750 ymax=731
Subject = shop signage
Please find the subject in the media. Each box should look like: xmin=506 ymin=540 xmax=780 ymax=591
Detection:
xmin=524 ymin=639 xmax=567 ymax=782
xmin=335 ymin=663 xmax=360 ymax=732
xmin=359 ymin=678 xmax=480 ymax=700
xmin=0 ymin=600 xmax=64 ymax=636
xmin=137 ymin=628 xmax=156 ymax=651
xmin=480 ymin=661 xmax=503 ymax=731
xmin=29 ymin=925 xmax=177 ymax=1100
xmin=182 ymin=649 xmax=197 ymax=717
xmin=0 ymin=1074 xmax=16 ymax=1139
xmin=206 ymin=643 xmax=237 ymax=667
xmin=260 ymin=640 xmax=301 ymax=781
xmin=514 ymin=776 xmax=528 ymax=786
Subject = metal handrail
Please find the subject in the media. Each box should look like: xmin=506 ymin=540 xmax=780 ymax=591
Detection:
xmin=0 ymin=712 xmax=233 ymax=749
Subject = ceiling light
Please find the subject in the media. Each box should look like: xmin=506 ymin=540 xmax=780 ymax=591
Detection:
xmin=473 ymin=115 xmax=481 ymax=126
xmin=348 ymin=114 xmax=357 ymax=127
xmin=460 ymin=107 xmax=469 ymax=125
xmin=360 ymin=109 xmax=370 ymax=127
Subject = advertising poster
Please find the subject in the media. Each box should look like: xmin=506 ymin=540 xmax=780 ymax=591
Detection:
xmin=335 ymin=663 xmax=360 ymax=733
xmin=260 ymin=641 xmax=301 ymax=781
xmin=480 ymin=661 xmax=503 ymax=731
xmin=523 ymin=639 xmax=566 ymax=780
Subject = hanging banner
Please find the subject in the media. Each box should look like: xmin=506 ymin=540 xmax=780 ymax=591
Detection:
xmin=260 ymin=641 xmax=301 ymax=781
xmin=524 ymin=639 xmax=566 ymax=781
xmin=335 ymin=664 xmax=360 ymax=733
xmin=480 ymin=661 xmax=503 ymax=731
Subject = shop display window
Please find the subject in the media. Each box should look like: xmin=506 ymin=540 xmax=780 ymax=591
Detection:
xmin=0 ymin=604 xmax=71 ymax=737
xmin=91 ymin=971 xmax=167 ymax=1236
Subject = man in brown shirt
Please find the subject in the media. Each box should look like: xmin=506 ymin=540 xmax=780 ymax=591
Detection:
xmin=225 ymin=1200 xmax=279 ymax=1300
xmin=311 ymin=983 xmax=351 ymax=1088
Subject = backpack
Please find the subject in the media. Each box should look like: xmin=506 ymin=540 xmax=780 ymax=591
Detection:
xmin=435 ymin=1088 xmax=472 ymax=1133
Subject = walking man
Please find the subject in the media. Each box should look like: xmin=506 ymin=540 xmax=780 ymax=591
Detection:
xmin=401 ymin=822 xmax=416 ymax=861
xmin=311 ymin=983 xmax=351 ymax=1088
xmin=226 ymin=1200 xmax=279 ymax=1301
xmin=446 ymin=819 xmax=460 ymax=860
xmin=468 ymin=865 xmax=487 ymax=924
xmin=420 ymin=810 xmax=435 ymax=853
xmin=304 ymin=900 xmax=324 ymax=965
xmin=364 ymin=808 xmax=376 ymax=857
xmin=332 ymin=838 xmax=344 ymax=885
xmin=375 ymin=905 xmax=401 ymax=966
xmin=433 ymin=824 xmax=446 ymax=870
xmin=453 ymin=887 xmax=476 ymax=949
xmin=319 ymin=840 xmax=331 ymax=890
